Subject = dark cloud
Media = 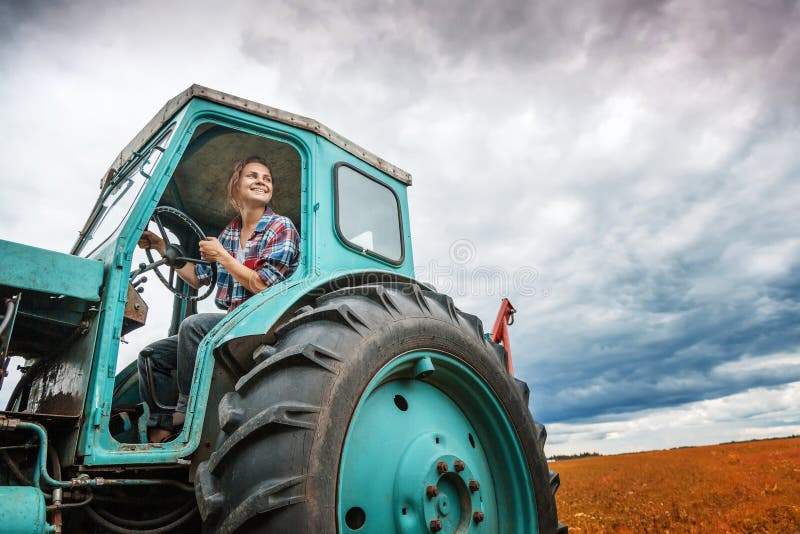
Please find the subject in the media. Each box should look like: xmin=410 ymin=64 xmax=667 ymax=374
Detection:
xmin=0 ymin=0 xmax=50 ymax=35
xmin=236 ymin=0 xmax=800 ymax=110
xmin=522 ymin=247 xmax=800 ymax=422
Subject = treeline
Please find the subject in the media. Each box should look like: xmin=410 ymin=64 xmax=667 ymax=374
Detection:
xmin=716 ymin=434 xmax=799 ymax=446
xmin=548 ymin=451 xmax=601 ymax=461
xmin=667 ymin=434 xmax=800 ymax=451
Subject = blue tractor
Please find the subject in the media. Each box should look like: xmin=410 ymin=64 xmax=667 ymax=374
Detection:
xmin=0 ymin=86 xmax=564 ymax=533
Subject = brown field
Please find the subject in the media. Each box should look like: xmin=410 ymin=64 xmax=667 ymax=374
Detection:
xmin=550 ymin=437 xmax=800 ymax=533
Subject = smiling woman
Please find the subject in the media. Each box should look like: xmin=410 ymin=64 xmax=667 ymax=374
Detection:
xmin=228 ymin=156 xmax=273 ymax=211
xmin=163 ymin=124 xmax=303 ymax=237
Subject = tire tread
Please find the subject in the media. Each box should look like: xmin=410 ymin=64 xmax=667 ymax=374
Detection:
xmin=208 ymin=402 xmax=319 ymax=474
xmin=237 ymin=344 xmax=344 ymax=393
xmin=217 ymin=475 xmax=306 ymax=534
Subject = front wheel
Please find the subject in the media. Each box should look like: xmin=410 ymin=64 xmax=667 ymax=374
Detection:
xmin=196 ymin=283 xmax=564 ymax=533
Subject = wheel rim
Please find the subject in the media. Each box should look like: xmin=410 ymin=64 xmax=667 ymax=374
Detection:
xmin=338 ymin=351 xmax=538 ymax=533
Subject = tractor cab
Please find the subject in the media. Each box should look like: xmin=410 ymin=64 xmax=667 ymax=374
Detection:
xmin=2 ymin=85 xmax=414 ymax=467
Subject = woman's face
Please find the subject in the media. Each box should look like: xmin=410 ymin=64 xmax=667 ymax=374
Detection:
xmin=235 ymin=162 xmax=273 ymax=209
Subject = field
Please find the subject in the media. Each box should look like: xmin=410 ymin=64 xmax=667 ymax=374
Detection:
xmin=550 ymin=437 xmax=800 ymax=533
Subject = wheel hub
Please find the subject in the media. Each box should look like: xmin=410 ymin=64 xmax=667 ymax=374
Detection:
xmin=436 ymin=494 xmax=450 ymax=517
xmin=396 ymin=448 xmax=484 ymax=532
xmin=339 ymin=352 xmax=537 ymax=533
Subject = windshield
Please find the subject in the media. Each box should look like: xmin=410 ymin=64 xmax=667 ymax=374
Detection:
xmin=76 ymin=126 xmax=175 ymax=257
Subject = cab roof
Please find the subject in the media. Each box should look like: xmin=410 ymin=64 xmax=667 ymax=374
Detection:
xmin=107 ymin=84 xmax=412 ymax=186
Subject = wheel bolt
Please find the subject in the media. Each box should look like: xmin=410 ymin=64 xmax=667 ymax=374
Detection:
xmin=426 ymin=485 xmax=439 ymax=499
xmin=436 ymin=461 xmax=449 ymax=474
xmin=430 ymin=518 xmax=443 ymax=532
xmin=469 ymin=479 xmax=480 ymax=492
xmin=474 ymin=511 xmax=485 ymax=523
xmin=454 ymin=459 xmax=465 ymax=472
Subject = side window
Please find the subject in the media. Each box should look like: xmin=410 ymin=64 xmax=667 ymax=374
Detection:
xmin=335 ymin=164 xmax=403 ymax=263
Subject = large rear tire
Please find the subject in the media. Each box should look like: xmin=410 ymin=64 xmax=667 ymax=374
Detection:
xmin=196 ymin=283 xmax=563 ymax=533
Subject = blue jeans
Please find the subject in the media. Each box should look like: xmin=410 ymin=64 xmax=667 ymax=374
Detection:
xmin=137 ymin=313 xmax=225 ymax=431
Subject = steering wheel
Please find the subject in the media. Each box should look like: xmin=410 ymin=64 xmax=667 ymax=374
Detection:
xmin=133 ymin=206 xmax=217 ymax=301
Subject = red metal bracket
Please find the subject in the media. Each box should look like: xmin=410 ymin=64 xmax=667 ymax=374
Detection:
xmin=490 ymin=298 xmax=516 ymax=375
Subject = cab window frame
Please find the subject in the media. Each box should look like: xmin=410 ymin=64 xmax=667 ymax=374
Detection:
xmin=333 ymin=162 xmax=405 ymax=266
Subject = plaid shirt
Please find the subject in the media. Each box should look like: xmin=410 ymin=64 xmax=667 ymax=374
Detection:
xmin=195 ymin=207 xmax=300 ymax=311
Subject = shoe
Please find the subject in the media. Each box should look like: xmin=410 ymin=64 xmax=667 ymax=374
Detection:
xmin=148 ymin=427 xmax=173 ymax=443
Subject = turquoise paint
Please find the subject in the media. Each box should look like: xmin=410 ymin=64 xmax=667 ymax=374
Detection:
xmin=314 ymin=138 xmax=415 ymax=277
xmin=16 ymin=422 xmax=71 ymax=488
xmin=75 ymin=97 xmax=416 ymax=465
xmin=76 ymin=111 xmax=187 ymax=462
xmin=338 ymin=352 xmax=537 ymax=533
xmin=0 ymin=487 xmax=53 ymax=534
xmin=0 ymin=240 xmax=103 ymax=301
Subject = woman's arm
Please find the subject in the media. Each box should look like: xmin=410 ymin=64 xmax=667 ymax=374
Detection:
xmin=198 ymin=238 xmax=265 ymax=293
xmin=138 ymin=230 xmax=205 ymax=289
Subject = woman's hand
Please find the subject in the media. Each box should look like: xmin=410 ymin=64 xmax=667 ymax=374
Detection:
xmin=138 ymin=230 xmax=166 ymax=256
xmin=199 ymin=237 xmax=231 ymax=265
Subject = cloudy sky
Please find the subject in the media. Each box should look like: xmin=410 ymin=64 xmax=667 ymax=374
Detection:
xmin=1 ymin=0 xmax=798 ymax=456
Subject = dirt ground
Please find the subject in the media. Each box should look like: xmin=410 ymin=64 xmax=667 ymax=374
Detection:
xmin=550 ymin=436 xmax=800 ymax=533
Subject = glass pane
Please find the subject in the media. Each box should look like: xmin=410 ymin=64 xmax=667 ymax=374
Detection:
xmin=337 ymin=165 xmax=402 ymax=261
xmin=82 ymin=169 xmax=148 ymax=257
xmin=79 ymin=127 xmax=174 ymax=257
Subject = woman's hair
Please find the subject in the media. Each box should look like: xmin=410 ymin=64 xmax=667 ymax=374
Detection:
xmin=226 ymin=156 xmax=271 ymax=211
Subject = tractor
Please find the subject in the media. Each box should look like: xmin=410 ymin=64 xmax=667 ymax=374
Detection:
xmin=0 ymin=85 xmax=564 ymax=533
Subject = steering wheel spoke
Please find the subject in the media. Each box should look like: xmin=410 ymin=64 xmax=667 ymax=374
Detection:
xmin=152 ymin=213 xmax=172 ymax=246
xmin=129 ymin=256 xmax=168 ymax=279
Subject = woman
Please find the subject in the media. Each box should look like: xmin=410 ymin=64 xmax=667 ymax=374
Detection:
xmin=137 ymin=156 xmax=300 ymax=442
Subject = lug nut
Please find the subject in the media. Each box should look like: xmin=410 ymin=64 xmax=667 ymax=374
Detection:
xmin=436 ymin=461 xmax=449 ymax=474
xmin=474 ymin=511 xmax=485 ymax=523
xmin=426 ymin=485 xmax=439 ymax=499
xmin=430 ymin=518 xmax=443 ymax=532
xmin=454 ymin=459 xmax=465 ymax=472
xmin=469 ymin=479 xmax=480 ymax=492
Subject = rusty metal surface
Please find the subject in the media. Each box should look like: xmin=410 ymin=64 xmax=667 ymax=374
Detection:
xmin=106 ymin=84 xmax=412 ymax=187
xmin=0 ymin=410 xmax=79 ymax=425
xmin=122 ymin=283 xmax=148 ymax=335
xmin=25 ymin=363 xmax=88 ymax=415
xmin=17 ymin=310 xmax=100 ymax=419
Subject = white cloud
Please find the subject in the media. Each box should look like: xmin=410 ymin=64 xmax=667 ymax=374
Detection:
xmin=547 ymin=382 xmax=800 ymax=456
xmin=712 ymin=352 xmax=800 ymax=379
xmin=745 ymin=240 xmax=800 ymax=278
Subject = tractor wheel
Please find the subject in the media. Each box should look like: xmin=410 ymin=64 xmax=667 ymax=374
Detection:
xmin=196 ymin=283 xmax=564 ymax=533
